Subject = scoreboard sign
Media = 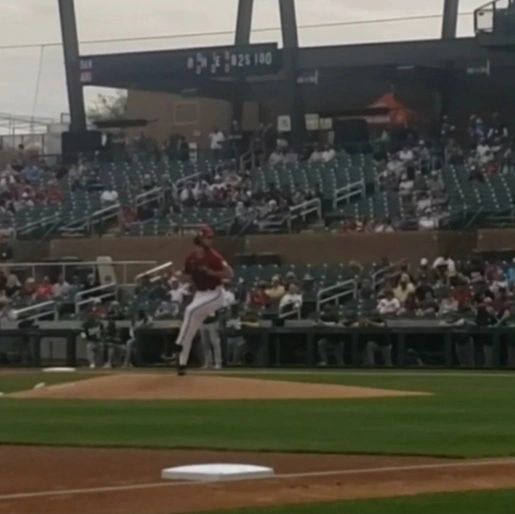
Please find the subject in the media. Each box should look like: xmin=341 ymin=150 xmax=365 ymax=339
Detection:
xmin=185 ymin=44 xmax=279 ymax=77
xmin=80 ymin=43 xmax=280 ymax=86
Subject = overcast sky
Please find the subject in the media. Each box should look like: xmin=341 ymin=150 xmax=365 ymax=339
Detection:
xmin=0 ymin=0 xmax=487 ymax=123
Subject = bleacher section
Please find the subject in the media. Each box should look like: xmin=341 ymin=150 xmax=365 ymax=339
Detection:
xmin=7 ymin=151 xmax=515 ymax=237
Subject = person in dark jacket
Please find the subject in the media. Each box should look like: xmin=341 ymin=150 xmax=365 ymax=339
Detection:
xmin=80 ymin=311 xmax=104 ymax=368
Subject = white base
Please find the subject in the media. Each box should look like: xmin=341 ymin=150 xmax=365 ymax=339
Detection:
xmin=161 ymin=463 xmax=275 ymax=482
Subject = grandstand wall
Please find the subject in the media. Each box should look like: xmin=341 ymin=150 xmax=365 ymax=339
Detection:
xmin=30 ymin=231 xmax=483 ymax=268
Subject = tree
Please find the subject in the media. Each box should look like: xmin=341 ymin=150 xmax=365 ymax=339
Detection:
xmin=87 ymin=90 xmax=128 ymax=121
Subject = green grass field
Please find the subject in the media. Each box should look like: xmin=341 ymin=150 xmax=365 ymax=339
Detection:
xmin=1 ymin=372 xmax=515 ymax=457
xmin=2 ymin=370 xmax=515 ymax=514
xmin=204 ymin=489 xmax=515 ymax=514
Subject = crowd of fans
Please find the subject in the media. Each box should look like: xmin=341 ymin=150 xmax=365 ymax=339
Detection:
xmin=1 ymin=110 xmax=515 ymax=238
xmin=0 ymin=148 xmax=64 ymax=223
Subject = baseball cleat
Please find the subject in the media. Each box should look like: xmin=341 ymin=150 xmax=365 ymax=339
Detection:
xmin=177 ymin=365 xmax=187 ymax=376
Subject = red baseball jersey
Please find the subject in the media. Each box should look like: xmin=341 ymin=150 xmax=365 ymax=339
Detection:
xmin=184 ymin=248 xmax=227 ymax=291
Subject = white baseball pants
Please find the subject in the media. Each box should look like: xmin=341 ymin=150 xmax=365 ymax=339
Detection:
xmin=177 ymin=287 xmax=224 ymax=367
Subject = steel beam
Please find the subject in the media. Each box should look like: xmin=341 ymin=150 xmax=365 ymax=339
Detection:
xmin=58 ymin=0 xmax=87 ymax=132
xmin=233 ymin=0 xmax=254 ymax=125
xmin=442 ymin=0 xmax=459 ymax=39
xmin=235 ymin=0 xmax=254 ymax=45
xmin=279 ymin=0 xmax=304 ymax=150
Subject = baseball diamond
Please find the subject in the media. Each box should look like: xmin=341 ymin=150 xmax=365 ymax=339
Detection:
xmin=4 ymin=0 xmax=515 ymax=513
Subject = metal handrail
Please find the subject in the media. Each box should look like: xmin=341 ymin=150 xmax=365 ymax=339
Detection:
xmin=317 ymin=278 xmax=357 ymax=312
xmin=135 ymin=261 xmax=174 ymax=282
xmin=333 ymin=180 xmax=365 ymax=209
xmin=287 ymin=198 xmax=322 ymax=232
xmin=279 ymin=304 xmax=302 ymax=320
xmin=16 ymin=213 xmax=62 ymax=236
xmin=372 ymin=259 xmax=408 ymax=290
xmin=62 ymin=203 xmax=121 ymax=231
xmin=135 ymin=187 xmax=164 ymax=208
xmin=10 ymin=300 xmax=58 ymax=322
xmin=75 ymin=283 xmax=117 ymax=314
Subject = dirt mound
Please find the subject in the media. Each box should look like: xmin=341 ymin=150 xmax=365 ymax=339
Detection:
xmin=10 ymin=373 xmax=429 ymax=401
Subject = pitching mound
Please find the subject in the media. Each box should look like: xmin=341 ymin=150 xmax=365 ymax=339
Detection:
xmin=10 ymin=373 xmax=429 ymax=400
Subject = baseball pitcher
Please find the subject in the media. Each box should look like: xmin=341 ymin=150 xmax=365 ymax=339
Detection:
xmin=165 ymin=226 xmax=233 ymax=375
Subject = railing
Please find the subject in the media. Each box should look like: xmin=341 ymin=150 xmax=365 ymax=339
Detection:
xmin=287 ymin=198 xmax=322 ymax=232
xmin=333 ymin=180 xmax=366 ymax=209
xmin=475 ymin=0 xmax=515 ymax=34
xmin=135 ymin=187 xmax=164 ymax=209
xmin=240 ymin=151 xmax=257 ymax=172
xmin=0 ymin=260 xmax=157 ymax=286
xmin=372 ymin=259 xmax=408 ymax=291
xmin=175 ymin=172 xmax=202 ymax=188
xmin=61 ymin=203 xmax=121 ymax=233
xmin=317 ymin=278 xmax=357 ymax=313
xmin=10 ymin=300 xmax=58 ymax=323
xmin=135 ymin=261 xmax=174 ymax=284
xmin=16 ymin=213 xmax=62 ymax=237
xmin=279 ymin=304 xmax=302 ymax=320
xmin=75 ymin=283 xmax=118 ymax=314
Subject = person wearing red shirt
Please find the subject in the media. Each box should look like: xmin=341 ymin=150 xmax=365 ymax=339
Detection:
xmin=36 ymin=276 xmax=53 ymax=301
xmin=165 ymin=226 xmax=233 ymax=375
xmin=248 ymin=283 xmax=271 ymax=309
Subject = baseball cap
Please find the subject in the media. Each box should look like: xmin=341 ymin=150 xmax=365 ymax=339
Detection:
xmin=199 ymin=226 xmax=215 ymax=239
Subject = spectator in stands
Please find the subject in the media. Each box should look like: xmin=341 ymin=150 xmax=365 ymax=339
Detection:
xmin=5 ymin=272 xmax=20 ymax=298
xmin=100 ymin=188 xmax=119 ymax=207
xmin=20 ymin=278 xmax=37 ymax=303
xmin=433 ymin=254 xmax=457 ymax=280
xmin=0 ymin=288 xmax=9 ymax=306
xmin=142 ymin=173 xmax=156 ymax=192
xmin=415 ymin=193 xmax=432 ymax=216
xmin=266 ymin=275 xmax=286 ymax=304
xmin=394 ymin=274 xmax=415 ymax=306
xmin=399 ymin=145 xmax=414 ymax=164
xmin=417 ymin=290 xmax=438 ymax=316
xmin=439 ymin=288 xmax=459 ymax=316
xmin=83 ymin=273 xmax=99 ymax=293
xmin=168 ymin=276 xmax=189 ymax=317
xmin=452 ymin=284 xmax=473 ymax=311
xmin=477 ymin=139 xmax=493 ymax=166
xmin=284 ymin=147 xmax=298 ymax=165
xmin=269 ymin=148 xmax=284 ymax=167
xmin=413 ymin=170 xmax=427 ymax=193
xmin=279 ymin=283 xmax=303 ymax=316
xmin=418 ymin=208 xmax=439 ymax=231
xmin=374 ymin=218 xmax=395 ymax=233
xmin=506 ymin=258 xmax=515 ymax=286
xmin=21 ymin=163 xmax=42 ymax=185
xmin=179 ymin=182 xmax=195 ymax=207
xmin=309 ymin=145 xmax=324 ymax=163
xmin=35 ymin=276 xmax=53 ymax=301
xmin=209 ymin=127 xmax=226 ymax=160
xmin=377 ymin=290 xmax=400 ymax=316
xmin=321 ymin=145 xmax=336 ymax=163
xmin=248 ymin=282 xmax=271 ymax=309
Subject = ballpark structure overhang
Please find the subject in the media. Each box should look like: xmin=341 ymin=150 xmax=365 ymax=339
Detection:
xmin=79 ymin=37 xmax=513 ymax=99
